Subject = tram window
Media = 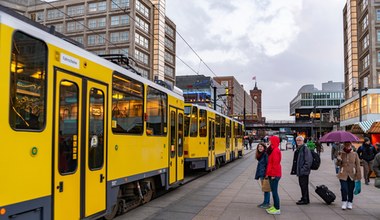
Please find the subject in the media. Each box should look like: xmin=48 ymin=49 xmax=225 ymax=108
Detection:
xmin=58 ymin=81 xmax=79 ymax=174
xmin=146 ymin=86 xmax=167 ymax=136
xmin=226 ymin=121 xmax=231 ymax=148
xmin=199 ymin=109 xmax=207 ymax=137
xmin=184 ymin=106 xmax=191 ymax=137
xmin=221 ymin=117 xmax=226 ymax=138
xmin=189 ymin=106 xmax=198 ymax=137
xmin=9 ymin=31 xmax=47 ymax=130
xmin=178 ymin=113 xmax=184 ymax=157
xmin=111 ymin=74 xmax=143 ymax=134
xmin=88 ymin=88 xmax=104 ymax=170
xmin=215 ymin=115 xmax=221 ymax=138
xmin=170 ymin=111 xmax=176 ymax=158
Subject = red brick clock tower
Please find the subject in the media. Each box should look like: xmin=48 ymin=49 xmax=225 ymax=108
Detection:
xmin=250 ymin=82 xmax=262 ymax=121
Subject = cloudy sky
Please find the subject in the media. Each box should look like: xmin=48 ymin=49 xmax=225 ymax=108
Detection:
xmin=165 ymin=0 xmax=346 ymax=120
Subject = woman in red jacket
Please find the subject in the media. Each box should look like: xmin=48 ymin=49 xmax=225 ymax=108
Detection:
xmin=265 ymin=135 xmax=282 ymax=215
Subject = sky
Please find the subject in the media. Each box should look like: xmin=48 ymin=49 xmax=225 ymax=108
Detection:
xmin=165 ymin=0 xmax=346 ymax=121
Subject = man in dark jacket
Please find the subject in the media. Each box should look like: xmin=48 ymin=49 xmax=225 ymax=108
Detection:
xmin=291 ymin=136 xmax=313 ymax=205
xmin=357 ymin=137 xmax=377 ymax=185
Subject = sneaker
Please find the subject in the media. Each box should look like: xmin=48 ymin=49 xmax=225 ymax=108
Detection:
xmin=347 ymin=202 xmax=353 ymax=210
xmin=341 ymin=201 xmax=347 ymax=210
xmin=267 ymin=208 xmax=281 ymax=215
xmin=259 ymin=203 xmax=271 ymax=209
xmin=266 ymin=206 xmax=275 ymax=212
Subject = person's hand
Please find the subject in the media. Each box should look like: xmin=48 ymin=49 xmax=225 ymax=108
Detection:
xmin=271 ymin=176 xmax=275 ymax=180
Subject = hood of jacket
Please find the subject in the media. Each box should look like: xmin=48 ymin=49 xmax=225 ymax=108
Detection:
xmin=270 ymin=136 xmax=280 ymax=149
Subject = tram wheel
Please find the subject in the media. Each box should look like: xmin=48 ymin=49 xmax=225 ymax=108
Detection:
xmin=104 ymin=202 xmax=119 ymax=220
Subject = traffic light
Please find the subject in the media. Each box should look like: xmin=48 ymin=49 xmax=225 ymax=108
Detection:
xmin=225 ymin=88 xmax=229 ymax=95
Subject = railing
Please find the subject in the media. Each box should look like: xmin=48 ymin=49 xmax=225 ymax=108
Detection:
xmin=265 ymin=120 xmax=295 ymax=124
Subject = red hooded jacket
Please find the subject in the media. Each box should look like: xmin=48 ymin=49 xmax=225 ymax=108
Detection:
xmin=265 ymin=136 xmax=282 ymax=177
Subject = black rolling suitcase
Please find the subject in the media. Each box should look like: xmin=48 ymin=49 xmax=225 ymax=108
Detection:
xmin=315 ymin=185 xmax=336 ymax=205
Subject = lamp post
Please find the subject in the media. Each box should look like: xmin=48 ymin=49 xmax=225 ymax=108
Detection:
xmin=353 ymin=80 xmax=368 ymax=122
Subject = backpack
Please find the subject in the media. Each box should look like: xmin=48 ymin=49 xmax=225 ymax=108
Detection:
xmin=310 ymin=151 xmax=321 ymax=170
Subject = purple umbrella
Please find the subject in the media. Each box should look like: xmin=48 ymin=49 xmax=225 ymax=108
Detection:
xmin=319 ymin=131 xmax=360 ymax=143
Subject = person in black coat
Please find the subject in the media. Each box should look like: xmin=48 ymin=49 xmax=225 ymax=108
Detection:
xmin=357 ymin=137 xmax=377 ymax=185
xmin=255 ymin=142 xmax=270 ymax=209
xmin=291 ymin=136 xmax=313 ymax=205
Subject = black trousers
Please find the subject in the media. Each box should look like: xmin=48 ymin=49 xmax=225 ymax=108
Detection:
xmin=298 ymin=175 xmax=310 ymax=202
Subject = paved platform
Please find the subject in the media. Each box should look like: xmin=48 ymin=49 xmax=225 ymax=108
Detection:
xmin=118 ymin=144 xmax=380 ymax=220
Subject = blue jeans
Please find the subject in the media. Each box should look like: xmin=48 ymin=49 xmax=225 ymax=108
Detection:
xmin=260 ymin=177 xmax=270 ymax=204
xmin=340 ymin=178 xmax=355 ymax=202
xmin=269 ymin=177 xmax=281 ymax=209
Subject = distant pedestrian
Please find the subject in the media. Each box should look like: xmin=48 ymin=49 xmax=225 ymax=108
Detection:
xmin=265 ymin=136 xmax=282 ymax=215
xmin=336 ymin=142 xmax=362 ymax=210
xmin=291 ymin=136 xmax=313 ymax=205
xmin=316 ymin=141 xmax=323 ymax=156
xmin=331 ymin=142 xmax=341 ymax=174
xmin=249 ymin=136 xmax=253 ymax=150
xmin=254 ymin=142 xmax=270 ymax=209
xmin=244 ymin=136 xmax=249 ymax=150
xmin=357 ymin=137 xmax=377 ymax=185
xmin=292 ymin=138 xmax=296 ymax=152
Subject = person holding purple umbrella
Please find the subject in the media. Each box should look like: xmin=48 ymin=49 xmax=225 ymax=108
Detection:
xmin=336 ymin=142 xmax=362 ymax=210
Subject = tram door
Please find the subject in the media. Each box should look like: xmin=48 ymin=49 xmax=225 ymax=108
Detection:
xmin=208 ymin=119 xmax=215 ymax=169
xmin=54 ymin=70 xmax=107 ymax=219
xmin=168 ymin=107 xmax=184 ymax=184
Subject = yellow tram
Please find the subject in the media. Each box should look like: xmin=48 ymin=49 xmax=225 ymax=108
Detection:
xmin=0 ymin=5 xmax=245 ymax=220
xmin=0 ymin=6 xmax=184 ymax=220
xmin=183 ymin=104 xmax=244 ymax=171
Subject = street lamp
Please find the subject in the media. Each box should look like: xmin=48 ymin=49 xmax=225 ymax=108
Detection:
xmin=353 ymin=77 xmax=368 ymax=122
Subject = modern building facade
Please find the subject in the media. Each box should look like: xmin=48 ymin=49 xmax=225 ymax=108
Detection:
xmin=290 ymin=81 xmax=345 ymax=137
xmin=341 ymin=0 xmax=380 ymax=128
xmin=1 ymin=0 xmax=176 ymax=86
xmin=176 ymin=75 xmax=226 ymax=114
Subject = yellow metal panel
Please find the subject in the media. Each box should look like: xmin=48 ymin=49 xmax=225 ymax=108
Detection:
xmin=0 ymin=24 xmax=51 ymax=207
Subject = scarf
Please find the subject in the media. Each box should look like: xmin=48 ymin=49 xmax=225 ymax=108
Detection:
xmin=343 ymin=147 xmax=352 ymax=153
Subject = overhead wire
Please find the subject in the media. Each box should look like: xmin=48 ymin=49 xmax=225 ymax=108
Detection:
xmin=151 ymin=3 xmax=219 ymax=78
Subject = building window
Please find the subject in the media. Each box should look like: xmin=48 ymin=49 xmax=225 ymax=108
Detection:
xmin=35 ymin=11 xmax=44 ymax=22
xmin=363 ymin=54 xmax=369 ymax=69
xmin=362 ymin=14 xmax=368 ymax=31
xmin=146 ymin=86 xmax=167 ymax=136
xmin=88 ymin=1 xmax=107 ymax=13
xmin=165 ymin=38 xmax=174 ymax=50
xmin=50 ymin=24 xmax=64 ymax=33
xmin=88 ymin=17 xmax=106 ymax=29
xmin=47 ymin=8 xmax=64 ymax=20
xmin=164 ymin=51 xmax=174 ymax=64
xmin=361 ymin=0 xmax=368 ymax=12
xmin=135 ymin=16 xmax=149 ymax=33
xmin=111 ymin=0 xmax=129 ymax=10
xmin=67 ymin=20 xmax=84 ymax=32
xmin=136 ymin=1 xmax=149 ymax=18
xmin=72 ymin=36 xmax=84 ymax=44
xmin=377 ymin=30 xmax=380 ymax=43
xmin=135 ymin=32 xmax=149 ymax=49
xmin=165 ymin=24 xmax=174 ymax=38
xmin=67 ymin=5 xmax=84 ymax=16
xmin=91 ymin=50 xmax=106 ymax=55
xmin=378 ymin=52 xmax=380 ymax=63
xmin=110 ymin=31 xmax=129 ymax=43
xmin=164 ymin=65 xmax=174 ymax=78
xmin=87 ymin=34 xmax=106 ymax=46
xmin=110 ymin=15 xmax=129 ymax=26
xmin=362 ymin=34 xmax=369 ymax=50
xmin=109 ymin=48 xmax=128 ymax=56
xmin=377 ymin=9 xmax=380 ymax=21
xmin=134 ymin=49 xmax=149 ymax=65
